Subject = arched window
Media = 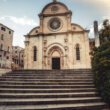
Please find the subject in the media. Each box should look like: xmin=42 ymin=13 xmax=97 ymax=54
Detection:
xmin=76 ymin=44 xmax=80 ymax=60
xmin=33 ymin=46 xmax=37 ymax=61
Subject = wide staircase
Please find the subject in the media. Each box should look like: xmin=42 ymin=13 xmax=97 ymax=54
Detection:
xmin=0 ymin=69 xmax=109 ymax=110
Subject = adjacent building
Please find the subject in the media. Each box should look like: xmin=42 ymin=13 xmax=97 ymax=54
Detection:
xmin=0 ymin=23 xmax=14 ymax=69
xmin=89 ymin=38 xmax=95 ymax=52
xmin=12 ymin=46 xmax=24 ymax=70
xmin=24 ymin=0 xmax=91 ymax=70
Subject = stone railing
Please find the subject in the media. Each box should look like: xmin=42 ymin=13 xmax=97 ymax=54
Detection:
xmin=0 ymin=69 xmax=11 ymax=76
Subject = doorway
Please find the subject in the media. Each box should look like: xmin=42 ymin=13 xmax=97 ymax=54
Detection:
xmin=52 ymin=58 xmax=60 ymax=70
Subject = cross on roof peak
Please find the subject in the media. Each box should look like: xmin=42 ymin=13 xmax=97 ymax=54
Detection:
xmin=53 ymin=0 xmax=57 ymax=2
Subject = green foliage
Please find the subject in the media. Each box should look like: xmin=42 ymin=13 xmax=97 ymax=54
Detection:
xmin=92 ymin=41 xmax=110 ymax=105
xmin=99 ymin=19 xmax=110 ymax=44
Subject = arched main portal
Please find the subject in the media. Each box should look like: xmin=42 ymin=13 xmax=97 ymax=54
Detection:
xmin=52 ymin=51 xmax=61 ymax=69
xmin=47 ymin=46 xmax=64 ymax=70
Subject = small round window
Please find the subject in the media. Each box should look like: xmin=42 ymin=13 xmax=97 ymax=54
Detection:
xmin=48 ymin=18 xmax=62 ymax=31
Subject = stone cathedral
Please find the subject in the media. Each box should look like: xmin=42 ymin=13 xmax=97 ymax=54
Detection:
xmin=24 ymin=0 xmax=91 ymax=70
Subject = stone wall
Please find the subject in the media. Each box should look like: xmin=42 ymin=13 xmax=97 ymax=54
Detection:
xmin=24 ymin=1 xmax=91 ymax=70
xmin=24 ymin=30 xmax=91 ymax=70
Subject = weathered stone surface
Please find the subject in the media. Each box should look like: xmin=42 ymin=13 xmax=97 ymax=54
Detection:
xmin=0 ymin=69 xmax=109 ymax=109
xmin=24 ymin=1 xmax=91 ymax=70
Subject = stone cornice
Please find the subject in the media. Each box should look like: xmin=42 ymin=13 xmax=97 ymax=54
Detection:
xmin=39 ymin=11 xmax=72 ymax=18
xmin=25 ymin=30 xmax=89 ymax=38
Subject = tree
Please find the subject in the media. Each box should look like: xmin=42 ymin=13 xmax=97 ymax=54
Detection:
xmin=99 ymin=19 xmax=110 ymax=44
xmin=92 ymin=41 xmax=110 ymax=105
xmin=92 ymin=19 xmax=110 ymax=106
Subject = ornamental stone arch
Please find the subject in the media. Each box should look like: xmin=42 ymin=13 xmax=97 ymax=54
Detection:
xmin=46 ymin=43 xmax=65 ymax=55
xmin=74 ymin=43 xmax=81 ymax=49
xmin=45 ymin=43 xmax=66 ymax=69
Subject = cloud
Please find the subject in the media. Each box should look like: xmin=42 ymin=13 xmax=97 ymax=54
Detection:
xmin=2 ymin=0 xmax=7 ymax=2
xmin=0 ymin=16 xmax=37 ymax=26
xmin=70 ymin=0 xmax=110 ymax=16
xmin=0 ymin=16 xmax=38 ymax=48
xmin=103 ymin=16 xmax=110 ymax=20
xmin=70 ymin=0 xmax=110 ymax=6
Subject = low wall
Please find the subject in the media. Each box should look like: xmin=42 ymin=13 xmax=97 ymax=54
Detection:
xmin=0 ymin=69 xmax=11 ymax=76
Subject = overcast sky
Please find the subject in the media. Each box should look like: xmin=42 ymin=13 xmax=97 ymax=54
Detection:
xmin=0 ymin=0 xmax=110 ymax=48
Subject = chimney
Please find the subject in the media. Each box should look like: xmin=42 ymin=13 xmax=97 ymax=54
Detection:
xmin=94 ymin=21 xmax=100 ymax=47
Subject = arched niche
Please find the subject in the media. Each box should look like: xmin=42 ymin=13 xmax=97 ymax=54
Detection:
xmin=47 ymin=46 xmax=64 ymax=69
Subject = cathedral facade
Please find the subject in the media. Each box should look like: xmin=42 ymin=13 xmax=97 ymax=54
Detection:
xmin=24 ymin=0 xmax=91 ymax=70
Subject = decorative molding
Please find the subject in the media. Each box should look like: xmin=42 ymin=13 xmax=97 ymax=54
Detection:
xmin=51 ymin=5 xmax=59 ymax=12
xmin=64 ymin=38 xmax=68 ymax=43
xmin=25 ymin=30 xmax=89 ymax=38
xmin=44 ymin=47 xmax=47 ymax=52
xmin=24 ymin=41 xmax=29 ymax=44
xmin=43 ymin=40 xmax=47 ymax=44
xmin=64 ymin=46 xmax=68 ymax=51
xmin=41 ymin=1 xmax=69 ymax=14
xmin=39 ymin=11 xmax=72 ymax=18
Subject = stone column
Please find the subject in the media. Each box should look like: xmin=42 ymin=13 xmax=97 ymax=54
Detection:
xmin=67 ymin=13 xmax=72 ymax=31
xmin=39 ymin=15 xmax=43 ymax=33
xmin=94 ymin=21 xmax=100 ymax=47
xmin=24 ymin=40 xmax=29 ymax=69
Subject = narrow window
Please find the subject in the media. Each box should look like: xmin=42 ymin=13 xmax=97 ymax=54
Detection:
xmin=1 ymin=34 xmax=4 ymax=40
xmin=4 ymin=51 xmax=6 ymax=56
xmin=15 ymin=59 xmax=16 ymax=64
xmin=76 ymin=44 xmax=80 ymax=60
xmin=9 ymin=31 xmax=11 ymax=34
xmin=0 ymin=44 xmax=3 ymax=50
xmin=7 ymin=46 xmax=10 ymax=52
xmin=33 ymin=46 xmax=37 ymax=61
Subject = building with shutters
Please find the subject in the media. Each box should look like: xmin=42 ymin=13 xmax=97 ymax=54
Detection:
xmin=0 ymin=23 xmax=14 ymax=69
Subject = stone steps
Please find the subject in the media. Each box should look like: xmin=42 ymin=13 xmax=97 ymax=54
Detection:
xmin=2 ymin=74 xmax=93 ymax=77
xmin=0 ymin=97 xmax=102 ymax=106
xmin=8 ymin=71 xmax=92 ymax=74
xmin=13 ymin=72 xmax=92 ymax=74
xmin=0 ymin=92 xmax=99 ymax=98
xmin=9 ymin=70 xmax=92 ymax=74
xmin=0 ymin=85 xmax=95 ymax=89
xmin=0 ymin=88 xmax=96 ymax=93
xmin=0 ymin=79 xmax=94 ymax=82
xmin=7 ymin=72 xmax=93 ymax=75
xmin=0 ymin=102 xmax=107 ymax=110
xmin=0 ymin=69 xmax=109 ymax=110
xmin=0 ymin=76 xmax=94 ymax=80
xmin=13 ymin=69 xmax=91 ymax=72
xmin=0 ymin=81 xmax=94 ymax=85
